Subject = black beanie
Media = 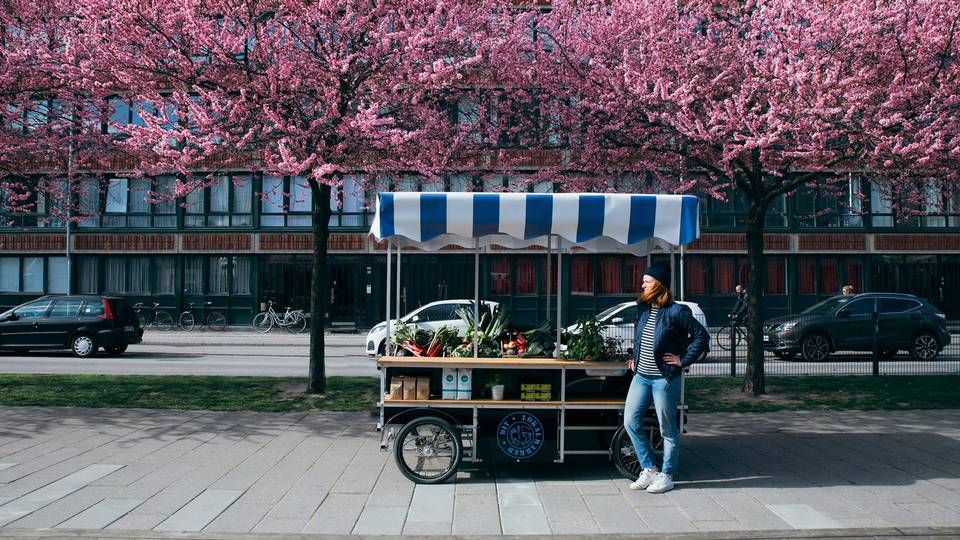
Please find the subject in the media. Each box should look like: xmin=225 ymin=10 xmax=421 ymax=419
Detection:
xmin=644 ymin=263 xmax=672 ymax=290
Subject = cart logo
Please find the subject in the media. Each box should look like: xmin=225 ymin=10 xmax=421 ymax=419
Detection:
xmin=497 ymin=412 xmax=544 ymax=459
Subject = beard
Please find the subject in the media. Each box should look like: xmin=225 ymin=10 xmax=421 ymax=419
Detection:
xmin=639 ymin=287 xmax=659 ymax=305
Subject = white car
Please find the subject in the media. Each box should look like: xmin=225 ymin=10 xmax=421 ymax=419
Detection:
xmin=565 ymin=300 xmax=709 ymax=354
xmin=365 ymin=299 xmax=500 ymax=356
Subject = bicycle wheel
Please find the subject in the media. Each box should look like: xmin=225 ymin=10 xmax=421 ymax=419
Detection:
xmin=155 ymin=311 xmax=174 ymax=331
xmin=179 ymin=312 xmax=196 ymax=332
xmin=252 ymin=312 xmax=273 ymax=333
xmin=285 ymin=313 xmax=306 ymax=334
xmin=714 ymin=326 xmax=739 ymax=351
xmin=206 ymin=312 xmax=227 ymax=331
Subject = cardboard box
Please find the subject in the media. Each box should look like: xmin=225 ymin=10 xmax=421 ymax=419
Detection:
xmin=387 ymin=376 xmax=404 ymax=401
xmin=457 ymin=368 xmax=472 ymax=400
xmin=402 ymin=377 xmax=417 ymax=400
xmin=442 ymin=368 xmax=458 ymax=399
xmin=416 ymin=376 xmax=430 ymax=400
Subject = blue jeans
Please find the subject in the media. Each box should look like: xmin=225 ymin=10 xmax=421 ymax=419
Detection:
xmin=623 ymin=373 xmax=681 ymax=475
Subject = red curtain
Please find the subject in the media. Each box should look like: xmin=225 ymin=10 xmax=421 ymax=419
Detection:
xmin=712 ymin=258 xmax=735 ymax=294
xmin=737 ymin=257 xmax=749 ymax=289
xmin=685 ymin=257 xmax=707 ymax=295
xmin=846 ymin=260 xmax=863 ymax=294
xmin=516 ymin=257 xmax=535 ymax=295
xmin=624 ymin=258 xmax=646 ymax=295
xmin=766 ymin=257 xmax=786 ymax=295
xmin=820 ymin=258 xmax=839 ymax=295
xmin=489 ymin=257 xmax=510 ymax=295
xmin=571 ymin=257 xmax=593 ymax=294
xmin=541 ymin=257 xmax=558 ymax=295
xmin=599 ymin=257 xmax=622 ymax=294
xmin=798 ymin=257 xmax=817 ymax=294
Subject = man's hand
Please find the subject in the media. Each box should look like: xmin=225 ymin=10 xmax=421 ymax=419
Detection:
xmin=627 ymin=359 xmax=635 ymax=372
xmin=663 ymin=353 xmax=681 ymax=366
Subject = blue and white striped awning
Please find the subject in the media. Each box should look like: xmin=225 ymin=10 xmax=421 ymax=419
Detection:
xmin=370 ymin=192 xmax=699 ymax=253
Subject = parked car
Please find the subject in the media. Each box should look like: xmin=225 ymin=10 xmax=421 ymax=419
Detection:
xmin=565 ymin=300 xmax=709 ymax=354
xmin=0 ymin=295 xmax=142 ymax=357
xmin=365 ymin=299 xmax=500 ymax=356
xmin=763 ymin=293 xmax=950 ymax=362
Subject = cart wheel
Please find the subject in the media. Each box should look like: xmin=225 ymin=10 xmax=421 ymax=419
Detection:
xmin=394 ymin=416 xmax=462 ymax=484
xmin=611 ymin=423 xmax=664 ymax=481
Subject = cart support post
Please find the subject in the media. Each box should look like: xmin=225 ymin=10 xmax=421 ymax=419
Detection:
xmin=385 ymin=241 xmax=392 ymax=356
xmin=546 ymin=236 xmax=552 ymax=322
xmin=555 ymin=244 xmax=562 ymax=358
xmin=474 ymin=239 xmax=480 ymax=359
xmin=679 ymin=245 xmax=685 ymax=302
xmin=395 ymin=244 xmax=402 ymax=331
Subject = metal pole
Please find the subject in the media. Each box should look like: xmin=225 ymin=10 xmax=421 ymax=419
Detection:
xmin=555 ymin=243 xmax=562 ymax=358
xmin=65 ymin=138 xmax=73 ymax=294
xmin=670 ymin=245 xmax=676 ymax=295
xmin=385 ymin=240 xmax=392 ymax=356
xmin=474 ymin=239 xmax=480 ymax=359
xmin=679 ymin=245 xmax=685 ymax=302
xmin=546 ymin=236 xmax=552 ymax=322
xmin=395 ymin=243 xmax=402 ymax=328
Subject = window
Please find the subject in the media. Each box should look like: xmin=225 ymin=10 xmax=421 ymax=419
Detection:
xmin=819 ymin=258 xmax=839 ymax=295
xmin=0 ymin=258 xmax=19 ymax=292
xmin=624 ymin=258 xmax=647 ymax=295
xmin=85 ymin=176 xmax=176 ymax=228
xmin=186 ymin=175 xmax=252 ymax=228
xmin=156 ymin=257 xmax=175 ymax=294
xmin=571 ymin=257 xmax=593 ymax=295
xmin=598 ymin=257 xmax=621 ymax=294
xmin=128 ymin=257 xmax=150 ymax=293
xmin=261 ymin=175 xmax=312 ymax=227
xmin=22 ymin=257 xmax=43 ymax=292
xmin=489 ymin=257 xmax=510 ymax=295
xmin=516 ymin=257 xmax=536 ymax=295
xmin=14 ymin=300 xmax=51 ymax=319
xmin=232 ymin=257 xmax=251 ymax=295
xmin=711 ymin=258 xmax=736 ymax=294
xmin=49 ymin=299 xmax=83 ymax=318
xmin=331 ymin=175 xmax=365 ymax=228
xmin=47 ymin=257 xmax=68 ymax=294
xmin=766 ymin=257 xmax=786 ymax=295
xmin=78 ymin=257 xmax=98 ymax=294
xmin=701 ymin=190 xmax=786 ymax=229
xmin=843 ymin=299 xmax=874 ymax=316
xmin=209 ymin=256 xmax=229 ymax=294
xmin=417 ymin=304 xmax=456 ymax=322
xmin=184 ymin=257 xmax=204 ymax=294
xmin=845 ymin=260 xmax=863 ymax=296
xmin=879 ymin=299 xmax=920 ymax=314
xmin=795 ymin=176 xmax=863 ymax=228
xmin=104 ymin=257 xmax=125 ymax=294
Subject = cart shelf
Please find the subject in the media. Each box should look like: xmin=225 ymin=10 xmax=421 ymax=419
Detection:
xmin=378 ymin=356 xmax=628 ymax=370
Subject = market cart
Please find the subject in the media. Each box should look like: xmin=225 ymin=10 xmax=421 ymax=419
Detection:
xmin=370 ymin=192 xmax=700 ymax=483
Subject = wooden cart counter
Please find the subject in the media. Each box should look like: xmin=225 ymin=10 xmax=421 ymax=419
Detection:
xmin=378 ymin=355 xmax=629 ymax=371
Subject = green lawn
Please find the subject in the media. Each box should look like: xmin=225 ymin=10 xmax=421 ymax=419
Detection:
xmin=0 ymin=374 xmax=956 ymax=413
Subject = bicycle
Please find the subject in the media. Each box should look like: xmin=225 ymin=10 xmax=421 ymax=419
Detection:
xmin=133 ymin=301 xmax=174 ymax=331
xmin=252 ymin=300 xmax=306 ymax=334
xmin=713 ymin=315 xmax=747 ymax=351
xmin=178 ymin=301 xmax=227 ymax=332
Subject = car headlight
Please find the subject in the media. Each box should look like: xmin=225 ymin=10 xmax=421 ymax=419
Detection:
xmin=776 ymin=321 xmax=798 ymax=333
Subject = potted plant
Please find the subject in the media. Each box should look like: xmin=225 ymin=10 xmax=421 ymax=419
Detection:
xmin=485 ymin=372 xmax=507 ymax=401
xmin=563 ymin=317 xmax=606 ymax=360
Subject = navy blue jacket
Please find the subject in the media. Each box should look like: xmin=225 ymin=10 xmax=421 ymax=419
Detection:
xmin=633 ymin=301 xmax=710 ymax=380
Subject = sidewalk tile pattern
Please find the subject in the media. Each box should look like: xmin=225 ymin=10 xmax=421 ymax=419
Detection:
xmin=0 ymin=407 xmax=958 ymax=535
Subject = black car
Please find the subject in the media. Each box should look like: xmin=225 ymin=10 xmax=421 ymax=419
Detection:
xmin=0 ymin=295 xmax=143 ymax=357
xmin=763 ymin=293 xmax=951 ymax=362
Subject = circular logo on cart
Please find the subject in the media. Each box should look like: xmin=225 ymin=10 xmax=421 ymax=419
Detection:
xmin=497 ymin=412 xmax=545 ymax=459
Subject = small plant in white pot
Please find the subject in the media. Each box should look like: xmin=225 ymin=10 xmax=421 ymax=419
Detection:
xmin=486 ymin=372 xmax=506 ymax=401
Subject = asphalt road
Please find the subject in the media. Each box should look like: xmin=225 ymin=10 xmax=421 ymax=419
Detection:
xmin=0 ymin=331 xmax=956 ymax=378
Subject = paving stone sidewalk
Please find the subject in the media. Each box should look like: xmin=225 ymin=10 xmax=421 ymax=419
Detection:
xmin=1 ymin=407 xmax=959 ymax=536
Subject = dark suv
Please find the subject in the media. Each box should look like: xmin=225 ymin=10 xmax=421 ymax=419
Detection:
xmin=763 ymin=293 xmax=950 ymax=362
xmin=0 ymin=295 xmax=142 ymax=357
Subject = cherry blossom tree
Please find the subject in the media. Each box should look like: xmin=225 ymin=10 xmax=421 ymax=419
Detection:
xmin=69 ymin=0 xmax=503 ymax=392
xmin=510 ymin=0 xmax=960 ymax=394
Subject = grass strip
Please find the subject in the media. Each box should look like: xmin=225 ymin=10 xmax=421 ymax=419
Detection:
xmin=0 ymin=374 xmax=956 ymax=413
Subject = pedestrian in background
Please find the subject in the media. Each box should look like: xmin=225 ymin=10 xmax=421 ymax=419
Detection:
xmin=842 ymin=285 xmax=855 ymax=296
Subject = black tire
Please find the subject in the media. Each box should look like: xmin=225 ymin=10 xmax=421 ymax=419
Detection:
xmin=909 ymin=332 xmax=940 ymax=361
xmin=773 ymin=351 xmax=796 ymax=361
xmin=179 ymin=312 xmax=195 ymax=332
xmin=105 ymin=344 xmax=128 ymax=355
xmin=155 ymin=311 xmax=174 ymax=331
xmin=252 ymin=312 xmax=272 ymax=333
xmin=801 ymin=333 xmax=831 ymax=362
xmin=394 ymin=416 xmax=462 ymax=484
xmin=71 ymin=334 xmax=97 ymax=358
xmin=285 ymin=315 xmax=307 ymax=334
xmin=714 ymin=326 xmax=739 ymax=351
xmin=206 ymin=312 xmax=227 ymax=332
xmin=610 ymin=422 xmax=663 ymax=481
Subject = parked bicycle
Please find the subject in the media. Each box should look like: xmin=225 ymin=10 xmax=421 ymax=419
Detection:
xmin=252 ymin=300 xmax=306 ymax=334
xmin=178 ymin=301 xmax=227 ymax=332
xmin=133 ymin=301 xmax=174 ymax=331
xmin=714 ymin=315 xmax=747 ymax=351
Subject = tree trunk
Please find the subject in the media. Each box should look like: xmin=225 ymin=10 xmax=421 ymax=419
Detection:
xmin=742 ymin=197 xmax=769 ymax=396
xmin=307 ymin=181 xmax=333 ymax=394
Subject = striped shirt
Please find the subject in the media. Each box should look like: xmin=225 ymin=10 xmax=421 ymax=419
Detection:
xmin=636 ymin=306 xmax=662 ymax=376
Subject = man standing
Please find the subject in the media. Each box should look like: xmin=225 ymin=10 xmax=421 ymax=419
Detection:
xmin=729 ymin=284 xmax=748 ymax=324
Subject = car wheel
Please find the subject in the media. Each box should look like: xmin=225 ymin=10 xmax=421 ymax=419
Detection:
xmin=105 ymin=344 xmax=128 ymax=355
xmin=773 ymin=351 xmax=796 ymax=361
xmin=801 ymin=333 xmax=830 ymax=362
xmin=909 ymin=332 xmax=939 ymax=361
xmin=378 ymin=341 xmax=387 ymax=355
xmin=71 ymin=335 xmax=97 ymax=358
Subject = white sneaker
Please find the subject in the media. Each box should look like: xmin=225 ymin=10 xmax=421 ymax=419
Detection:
xmin=646 ymin=472 xmax=674 ymax=493
xmin=629 ymin=467 xmax=658 ymax=490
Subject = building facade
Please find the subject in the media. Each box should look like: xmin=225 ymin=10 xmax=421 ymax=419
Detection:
xmin=2 ymin=167 xmax=959 ymax=329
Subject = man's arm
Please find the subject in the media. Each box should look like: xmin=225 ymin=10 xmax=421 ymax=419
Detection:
xmin=677 ymin=305 xmax=710 ymax=367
